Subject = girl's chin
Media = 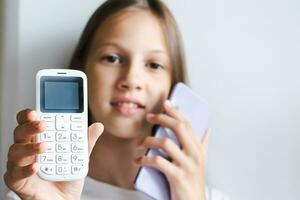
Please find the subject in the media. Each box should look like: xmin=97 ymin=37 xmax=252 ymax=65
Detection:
xmin=110 ymin=132 xmax=140 ymax=139
xmin=104 ymin=120 xmax=152 ymax=139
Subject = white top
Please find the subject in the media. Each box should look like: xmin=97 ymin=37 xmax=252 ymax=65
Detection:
xmin=6 ymin=176 xmax=230 ymax=200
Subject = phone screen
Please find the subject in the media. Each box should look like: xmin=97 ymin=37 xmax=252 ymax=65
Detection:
xmin=40 ymin=76 xmax=83 ymax=113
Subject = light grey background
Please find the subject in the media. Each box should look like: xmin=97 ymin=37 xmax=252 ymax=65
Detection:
xmin=0 ymin=0 xmax=299 ymax=200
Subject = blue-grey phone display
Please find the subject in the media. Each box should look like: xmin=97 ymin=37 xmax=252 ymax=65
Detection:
xmin=41 ymin=76 xmax=83 ymax=113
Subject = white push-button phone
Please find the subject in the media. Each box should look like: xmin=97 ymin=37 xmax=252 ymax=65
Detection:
xmin=36 ymin=69 xmax=88 ymax=181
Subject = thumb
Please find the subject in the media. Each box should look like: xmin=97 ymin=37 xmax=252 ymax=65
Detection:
xmin=87 ymin=122 xmax=104 ymax=156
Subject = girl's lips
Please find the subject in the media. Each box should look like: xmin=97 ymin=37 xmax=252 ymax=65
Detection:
xmin=111 ymin=97 xmax=145 ymax=108
xmin=111 ymin=102 xmax=143 ymax=116
xmin=110 ymin=97 xmax=145 ymax=116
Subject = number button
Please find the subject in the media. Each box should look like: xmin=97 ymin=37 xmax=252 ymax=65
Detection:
xmin=45 ymin=142 xmax=55 ymax=153
xmin=56 ymin=154 xmax=70 ymax=164
xmin=56 ymin=165 xmax=70 ymax=175
xmin=40 ymin=154 xmax=55 ymax=164
xmin=56 ymin=143 xmax=70 ymax=153
xmin=71 ymin=132 xmax=83 ymax=142
xmin=40 ymin=131 xmax=55 ymax=142
xmin=71 ymin=154 xmax=85 ymax=164
xmin=56 ymin=132 xmax=70 ymax=142
xmin=71 ymin=143 xmax=85 ymax=153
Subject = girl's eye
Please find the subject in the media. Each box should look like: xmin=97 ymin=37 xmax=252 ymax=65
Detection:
xmin=100 ymin=55 xmax=122 ymax=64
xmin=148 ymin=62 xmax=164 ymax=70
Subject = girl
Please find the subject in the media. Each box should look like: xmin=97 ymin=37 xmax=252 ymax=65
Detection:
xmin=4 ymin=0 xmax=229 ymax=199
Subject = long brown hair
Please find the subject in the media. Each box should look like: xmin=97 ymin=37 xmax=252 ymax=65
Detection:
xmin=69 ymin=0 xmax=188 ymax=85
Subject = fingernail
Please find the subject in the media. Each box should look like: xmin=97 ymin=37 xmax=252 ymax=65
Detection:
xmin=29 ymin=110 xmax=38 ymax=120
xmin=96 ymin=122 xmax=104 ymax=130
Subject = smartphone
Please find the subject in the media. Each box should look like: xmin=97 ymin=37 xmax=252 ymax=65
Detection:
xmin=36 ymin=69 xmax=89 ymax=181
xmin=134 ymin=82 xmax=211 ymax=200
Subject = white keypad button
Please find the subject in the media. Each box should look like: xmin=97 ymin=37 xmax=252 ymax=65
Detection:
xmin=55 ymin=115 xmax=69 ymax=131
xmin=40 ymin=154 xmax=55 ymax=164
xmin=40 ymin=165 xmax=55 ymax=175
xmin=71 ymin=132 xmax=83 ymax=142
xmin=71 ymin=165 xmax=84 ymax=175
xmin=71 ymin=115 xmax=83 ymax=122
xmin=56 ymin=154 xmax=70 ymax=164
xmin=55 ymin=115 xmax=69 ymax=123
xmin=45 ymin=122 xmax=55 ymax=131
xmin=56 ymin=165 xmax=70 ymax=175
xmin=45 ymin=142 xmax=55 ymax=153
xmin=71 ymin=143 xmax=85 ymax=153
xmin=56 ymin=124 xmax=69 ymax=131
xmin=56 ymin=132 xmax=70 ymax=142
xmin=71 ymin=154 xmax=85 ymax=164
xmin=56 ymin=143 xmax=70 ymax=153
xmin=40 ymin=131 xmax=55 ymax=142
xmin=40 ymin=115 xmax=54 ymax=122
xmin=71 ymin=123 xmax=83 ymax=131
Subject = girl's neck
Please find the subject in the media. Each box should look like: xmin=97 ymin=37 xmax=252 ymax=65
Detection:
xmin=88 ymin=130 xmax=148 ymax=189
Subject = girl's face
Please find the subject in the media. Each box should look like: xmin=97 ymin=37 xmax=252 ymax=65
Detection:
xmin=85 ymin=10 xmax=172 ymax=139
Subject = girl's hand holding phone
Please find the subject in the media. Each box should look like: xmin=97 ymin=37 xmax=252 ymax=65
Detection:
xmin=136 ymin=101 xmax=210 ymax=200
xmin=4 ymin=109 xmax=104 ymax=200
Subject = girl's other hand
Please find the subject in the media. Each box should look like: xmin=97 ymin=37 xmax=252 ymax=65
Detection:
xmin=136 ymin=101 xmax=210 ymax=200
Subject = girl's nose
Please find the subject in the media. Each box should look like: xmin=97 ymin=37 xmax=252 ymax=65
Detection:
xmin=117 ymin=61 xmax=143 ymax=91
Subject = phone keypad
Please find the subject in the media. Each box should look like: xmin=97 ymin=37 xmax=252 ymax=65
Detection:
xmin=38 ymin=114 xmax=86 ymax=177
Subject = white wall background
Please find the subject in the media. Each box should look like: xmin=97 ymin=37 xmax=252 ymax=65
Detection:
xmin=0 ymin=0 xmax=299 ymax=199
